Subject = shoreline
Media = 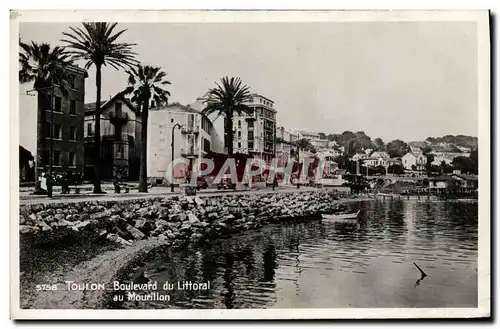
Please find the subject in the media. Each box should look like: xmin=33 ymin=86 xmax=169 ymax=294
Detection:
xmin=18 ymin=191 xmax=477 ymax=309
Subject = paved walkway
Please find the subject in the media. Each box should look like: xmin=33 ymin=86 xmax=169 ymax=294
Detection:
xmin=19 ymin=185 xmax=319 ymax=205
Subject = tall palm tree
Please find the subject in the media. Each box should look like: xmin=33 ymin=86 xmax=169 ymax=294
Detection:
xmin=61 ymin=22 xmax=137 ymax=194
xmin=19 ymin=40 xmax=73 ymax=194
xmin=123 ymin=64 xmax=171 ymax=192
xmin=202 ymin=77 xmax=252 ymax=157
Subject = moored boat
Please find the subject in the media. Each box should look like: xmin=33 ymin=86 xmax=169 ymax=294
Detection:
xmin=322 ymin=210 xmax=360 ymax=221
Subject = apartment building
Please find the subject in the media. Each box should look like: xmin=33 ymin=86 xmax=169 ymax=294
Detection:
xmin=37 ymin=64 xmax=88 ymax=176
xmin=84 ymin=93 xmax=142 ymax=180
xmin=231 ymin=93 xmax=277 ymax=163
xmin=147 ymin=102 xmax=223 ymax=184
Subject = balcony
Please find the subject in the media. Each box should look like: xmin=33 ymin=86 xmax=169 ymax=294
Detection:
xmin=109 ymin=111 xmax=128 ymax=124
xmin=181 ymin=126 xmax=200 ymax=135
xmin=181 ymin=147 xmax=199 ymax=158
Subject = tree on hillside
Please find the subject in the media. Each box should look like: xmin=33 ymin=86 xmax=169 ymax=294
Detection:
xmin=421 ymin=145 xmax=433 ymax=155
xmin=123 ymin=64 xmax=171 ymax=192
xmin=62 ymin=22 xmax=138 ymax=194
xmin=346 ymin=139 xmax=362 ymax=157
xmin=296 ymin=138 xmax=315 ymax=152
xmin=374 ymin=138 xmax=385 ymax=151
xmin=318 ymin=132 xmax=326 ymax=140
xmin=386 ymin=139 xmax=409 ymax=158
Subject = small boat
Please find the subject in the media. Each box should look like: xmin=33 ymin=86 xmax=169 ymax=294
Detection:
xmin=322 ymin=210 xmax=360 ymax=221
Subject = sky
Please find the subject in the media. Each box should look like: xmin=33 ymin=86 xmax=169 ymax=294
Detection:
xmin=18 ymin=21 xmax=478 ymax=154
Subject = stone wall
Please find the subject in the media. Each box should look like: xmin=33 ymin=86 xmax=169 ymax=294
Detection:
xmin=19 ymin=191 xmax=345 ymax=248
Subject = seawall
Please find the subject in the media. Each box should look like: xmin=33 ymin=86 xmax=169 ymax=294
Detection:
xmin=19 ymin=191 xmax=347 ymax=249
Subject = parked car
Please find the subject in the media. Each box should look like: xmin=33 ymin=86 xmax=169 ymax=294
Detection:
xmin=217 ymin=174 xmax=236 ymax=190
xmin=196 ymin=176 xmax=208 ymax=190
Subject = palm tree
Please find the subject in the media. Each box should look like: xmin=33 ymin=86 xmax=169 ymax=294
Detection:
xmin=202 ymin=77 xmax=253 ymax=157
xmin=61 ymin=22 xmax=137 ymax=194
xmin=123 ymin=64 xmax=171 ymax=192
xmin=19 ymin=40 xmax=73 ymax=194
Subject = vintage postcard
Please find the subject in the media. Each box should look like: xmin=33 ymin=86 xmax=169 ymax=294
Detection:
xmin=10 ymin=10 xmax=490 ymax=319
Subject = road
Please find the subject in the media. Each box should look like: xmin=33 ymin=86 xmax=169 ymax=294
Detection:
xmin=18 ymin=185 xmax=321 ymax=205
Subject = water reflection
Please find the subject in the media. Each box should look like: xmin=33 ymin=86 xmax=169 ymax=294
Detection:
xmin=121 ymin=200 xmax=477 ymax=309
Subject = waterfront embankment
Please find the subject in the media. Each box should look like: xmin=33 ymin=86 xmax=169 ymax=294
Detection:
xmin=19 ymin=190 xmax=365 ymax=309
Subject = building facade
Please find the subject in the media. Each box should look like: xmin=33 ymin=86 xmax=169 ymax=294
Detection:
xmin=84 ymin=93 xmax=142 ymax=181
xmin=402 ymin=152 xmax=427 ymax=171
xmin=231 ymin=93 xmax=277 ymax=163
xmin=275 ymin=126 xmax=299 ymax=167
xmin=37 ymin=65 xmax=88 ymax=177
xmin=147 ymin=102 xmax=223 ymax=184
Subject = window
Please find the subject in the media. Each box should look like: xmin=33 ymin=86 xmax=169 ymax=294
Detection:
xmin=53 ymin=124 xmax=61 ymax=139
xmin=238 ymin=131 xmax=241 ymax=138
xmin=238 ymin=120 xmax=241 ymax=127
xmin=248 ymin=142 xmax=254 ymax=149
xmin=70 ymin=126 xmax=77 ymax=140
xmin=69 ymin=152 xmax=76 ymax=166
xmin=87 ymin=123 xmax=93 ymax=136
xmin=171 ymin=118 xmax=174 ymax=123
xmin=115 ymin=102 xmax=123 ymax=113
xmin=54 ymin=97 xmax=62 ymax=112
xmin=69 ymin=75 xmax=76 ymax=89
xmin=117 ymin=143 xmax=124 ymax=159
xmin=52 ymin=151 xmax=61 ymax=166
xmin=238 ymin=142 xmax=241 ymax=148
xmin=203 ymin=138 xmax=211 ymax=152
xmin=69 ymin=100 xmax=76 ymax=115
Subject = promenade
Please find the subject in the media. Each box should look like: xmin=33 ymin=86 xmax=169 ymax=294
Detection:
xmin=18 ymin=184 xmax=320 ymax=205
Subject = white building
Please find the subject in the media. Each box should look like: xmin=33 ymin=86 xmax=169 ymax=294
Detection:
xmin=147 ymin=102 xmax=223 ymax=184
xmin=231 ymin=93 xmax=277 ymax=163
xmin=402 ymin=152 xmax=427 ymax=170
xmin=310 ymin=138 xmax=330 ymax=149
xmin=297 ymin=130 xmax=320 ymax=140
xmin=431 ymin=154 xmax=454 ymax=166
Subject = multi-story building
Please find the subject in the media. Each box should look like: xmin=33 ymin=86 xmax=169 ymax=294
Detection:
xmin=231 ymin=93 xmax=277 ymax=163
xmin=84 ymin=93 xmax=142 ymax=180
xmin=37 ymin=65 xmax=87 ymax=177
xmin=276 ymin=126 xmax=299 ymax=167
xmin=147 ymin=102 xmax=223 ymax=184
xmin=297 ymin=131 xmax=320 ymax=140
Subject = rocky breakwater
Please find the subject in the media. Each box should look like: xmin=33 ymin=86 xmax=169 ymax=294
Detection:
xmin=19 ymin=191 xmax=345 ymax=248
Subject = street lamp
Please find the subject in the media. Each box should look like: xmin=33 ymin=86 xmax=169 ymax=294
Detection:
xmin=171 ymin=123 xmax=182 ymax=192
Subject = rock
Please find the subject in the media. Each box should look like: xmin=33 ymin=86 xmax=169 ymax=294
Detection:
xmin=158 ymin=209 xmax=169 ymax=220
xmin=39 ymin=221 xmax=52 ymax=232
xmin=194 ymin=196 xmax=204 ymax=206
xmin=134 ymin=219 xmax=146 ymax=230
xmin=108 ymin=215 xmax=122 ymax=224
xmin=20 ymin=225 xmax=39 ymax=235
xmin=158 ymin=234 xmax=169 ymax=244
xmin=122 ymin=212 xmax=134 ymax=220
xmin=29 ymin=213 xmax=36 ymax=221
xmin=107 ymin=233 xmax=132 ymax=246
xmin=180 ymin=223 xmax=191 ymax=231
xmin=190 ymin=233 xmax=203 ymax=242
xmin=188 ymin=213 xmax=199 ymax=224
xmin=72 ymin=220 xmax=91 ymax=232
xmin=125 ymin=224 xmax=146 ymax=240
xmin=54 ymin=214 xmax=65 ymax=222
xmin=19 ymin=215 xmax=26 ymax=225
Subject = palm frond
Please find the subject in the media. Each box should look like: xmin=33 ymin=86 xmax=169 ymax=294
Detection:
xmin=124 ymin=63 xmax=171 ymax=108
xmin=61 ymin=22 xmax=138 ymax=70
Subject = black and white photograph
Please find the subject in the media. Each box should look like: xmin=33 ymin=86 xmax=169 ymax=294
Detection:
xmin=9 ymin=10 xmax=490 ymax=319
